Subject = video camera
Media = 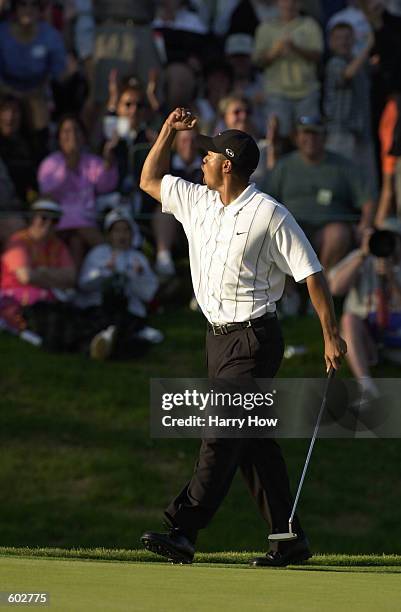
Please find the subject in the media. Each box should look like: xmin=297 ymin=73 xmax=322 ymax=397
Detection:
xmin=368 ymin=230 xmax=397 ymax=258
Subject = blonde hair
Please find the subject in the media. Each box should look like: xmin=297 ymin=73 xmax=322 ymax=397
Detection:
xmin=218 ymin=94 xmax=250 ymax=117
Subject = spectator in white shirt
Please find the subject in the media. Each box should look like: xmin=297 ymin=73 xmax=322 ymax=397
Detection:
xmin=77 ymin=208 xmax=162 ymax=359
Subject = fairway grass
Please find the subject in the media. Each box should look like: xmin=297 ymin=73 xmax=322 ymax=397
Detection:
xmin=0 ymin=557 xmax=400 ymax=612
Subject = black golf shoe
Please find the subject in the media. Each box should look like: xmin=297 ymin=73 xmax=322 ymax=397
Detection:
xmin=250 ymin=538 xmax=311 ymax=567
xmin=141 ymin=528 xmax=195 ymax=564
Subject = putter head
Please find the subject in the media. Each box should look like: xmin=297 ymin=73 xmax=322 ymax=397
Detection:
xmin=268 ymin=532 xmax=298 ymax=542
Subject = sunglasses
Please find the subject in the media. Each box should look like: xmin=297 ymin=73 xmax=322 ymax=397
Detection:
xmin=123 ymin=100 xmax=144 ymax=109
xmin=38 ymin=214 xmax=58 ymax=223
xmin=231 ymin=107 xmax=250 ymax=115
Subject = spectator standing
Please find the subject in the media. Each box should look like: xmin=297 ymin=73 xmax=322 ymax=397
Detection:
xmin=38 ymin=115 xmax=118 ymax=267
xmin=323 ymin=23 xmax=378 ymax=198
xmin=376 ymin=94 xmax=401 ymax=223
xmin=327 ymin=1 xmax=373 ymax=53
xmin=252 ymin=0 xmax=323 ymax=138
xmin=0 ymin=0 xmax=67 ymax=153
xmin=89 ymin=0 xmax=161 ymax=105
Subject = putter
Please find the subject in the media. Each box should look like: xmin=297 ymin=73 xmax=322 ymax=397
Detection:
xmin=268 ymin=366 xmax=335 ymax=542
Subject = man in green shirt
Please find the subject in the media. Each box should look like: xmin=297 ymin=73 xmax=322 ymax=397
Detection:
xmin=267 ymin=116 xmax=374 ymax=270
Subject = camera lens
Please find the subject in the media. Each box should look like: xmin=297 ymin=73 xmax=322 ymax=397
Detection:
xmin=368 ymin=230 xmax=396 ymax=258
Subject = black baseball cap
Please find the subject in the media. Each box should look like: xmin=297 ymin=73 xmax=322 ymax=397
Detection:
xmin=197 ymin=129 xmax=260 ymax=172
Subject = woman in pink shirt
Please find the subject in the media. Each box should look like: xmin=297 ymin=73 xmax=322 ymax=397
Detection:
xmin=38 ymin=115 xmax=118 ymax=266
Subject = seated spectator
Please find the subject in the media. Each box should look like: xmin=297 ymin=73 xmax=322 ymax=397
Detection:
xmin=103 ymin=81 xmax=153 ymax=202
xmin=0 ymin=198 xmax=77 ymax=349
xmin=324 ymin=22 xmax=378 ymax=199
xmin=76 ymin=208 xmax=161 ymax=360
xmin=0 ymin=95 xmax=38 ymax=203
xmin=0 ymin=0 xmax=67 ymax=153
xmin=0 ymin=156 xmax=26 ymax=249
xmin=217 ymin=94 xmax=257 ymax=137
xmin=329 ymin=219 xmax=401 ymax=400
xmin=38 ymin=114 xmax=118 ymax=267
xmin=216 ymin=93 xmax=277 ymax=189
xmin=252 ymin=0 xmax=323 ymax=138
xmin=267 ymin=116 xmax=374 ymax=270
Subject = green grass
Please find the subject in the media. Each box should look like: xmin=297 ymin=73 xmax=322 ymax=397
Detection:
xmin=1 ymin=307 xmax=401 ymax=554
xmin=1 ymin=546 xmax=401 ymax=569
xmin=1 ymin=556 xmax=401 ymax=612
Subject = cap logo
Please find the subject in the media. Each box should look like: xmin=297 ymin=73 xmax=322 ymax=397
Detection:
xmin=226 ymin=148 xmax=235 ymax=158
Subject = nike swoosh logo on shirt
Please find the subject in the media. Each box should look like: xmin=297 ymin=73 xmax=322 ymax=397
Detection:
xmin=236 ymin=232 xmax=247 ymax=235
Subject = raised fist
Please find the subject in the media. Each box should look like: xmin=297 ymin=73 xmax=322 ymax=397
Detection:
xmin=166 ymin=107 xmax=197 ymax=131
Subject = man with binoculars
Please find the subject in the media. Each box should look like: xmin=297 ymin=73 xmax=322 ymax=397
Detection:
xmin=329 ymin=218 xmax=401 ymax=399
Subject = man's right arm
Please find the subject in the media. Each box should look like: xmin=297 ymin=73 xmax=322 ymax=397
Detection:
xmin=140 ymin=108 xmax=197 ymax=203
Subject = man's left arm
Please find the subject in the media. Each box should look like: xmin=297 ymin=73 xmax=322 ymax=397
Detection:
xmin=269 ymin=212 xmax=347 ymax=371
xmin=306 ymin=271 xmax=347 ymax=372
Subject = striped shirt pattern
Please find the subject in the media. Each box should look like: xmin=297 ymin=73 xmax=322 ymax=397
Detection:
xmin=161 ymin=176 xmax=322 ymax=324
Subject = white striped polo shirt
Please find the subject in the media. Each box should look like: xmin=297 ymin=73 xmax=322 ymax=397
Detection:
xmin=161 ymin=175 xmax=322 ymax=324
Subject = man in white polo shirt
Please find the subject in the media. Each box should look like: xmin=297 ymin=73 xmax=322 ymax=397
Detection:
xmin=140 ymin=108 xmax=347 ymax=566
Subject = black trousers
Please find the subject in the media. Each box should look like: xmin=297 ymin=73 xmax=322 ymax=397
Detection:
xmin=165 ymin=314 xmax=305 ymax=546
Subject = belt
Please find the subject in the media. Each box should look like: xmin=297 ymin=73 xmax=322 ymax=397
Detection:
xmin=208 ymin=311 xmax=276 ymax=336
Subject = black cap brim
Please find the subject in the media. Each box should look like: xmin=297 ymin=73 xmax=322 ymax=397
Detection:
xmin=196 ymin=134 xmax=220 ymax=153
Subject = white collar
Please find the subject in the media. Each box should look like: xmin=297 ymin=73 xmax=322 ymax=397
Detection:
xmin=217 ymin=183 xmax=258 ymax=216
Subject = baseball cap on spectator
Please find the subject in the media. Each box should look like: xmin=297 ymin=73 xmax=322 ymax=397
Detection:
xmin=104 ymin=208 xmax=134 ymax=232
xmin=297 ymin=116 xmax=326 ymax=133
xmin=31 ymin=199 xmax=62 ymax=219
xmin=197 ymin=129 xmax=260 ymax=172
xmin=225 ymin=34 xmax=253 ymax=56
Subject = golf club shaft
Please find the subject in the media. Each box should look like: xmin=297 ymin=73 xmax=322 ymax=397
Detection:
xmin=289 ymin=367 xmax=335 ymax=527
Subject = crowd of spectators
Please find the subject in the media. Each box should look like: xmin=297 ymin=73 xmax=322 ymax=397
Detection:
xmin=0 ymin=0 xmax=400 ymax=384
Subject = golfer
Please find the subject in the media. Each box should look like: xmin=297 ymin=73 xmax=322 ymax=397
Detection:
xmin=140 ymin=108 xmax=346 ymax=566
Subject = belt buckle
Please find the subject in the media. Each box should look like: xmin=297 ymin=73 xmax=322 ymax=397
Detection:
xmin=212 ymin=323 xmax=227 ymax=335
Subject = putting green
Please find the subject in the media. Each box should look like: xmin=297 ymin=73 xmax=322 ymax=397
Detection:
xmin=0 ymin=557 xmax=400 ymax=612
